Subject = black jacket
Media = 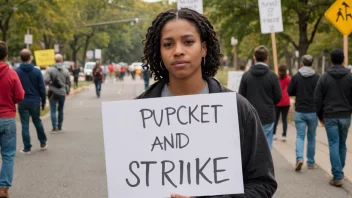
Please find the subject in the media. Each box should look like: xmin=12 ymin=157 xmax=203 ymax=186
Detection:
xmin=314 ymin=65 xmax=352 ymax=121
xmin=288 ymin=70 xmax=319 ymax=113
xmin=136 ymin=77 xmax=277 ymax=198
xmin=239 ymin=63 xmax=282 ymax=124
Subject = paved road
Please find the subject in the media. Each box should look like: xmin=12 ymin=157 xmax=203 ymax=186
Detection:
xmin=8 ymin=77 xmax=352 ymax=197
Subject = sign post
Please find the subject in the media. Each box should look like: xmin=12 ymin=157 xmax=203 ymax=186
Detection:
xmin=345 ymin=35 xmax=349 ymax=66
xmin=177 ymin=0 xmax=203 ymax=14
xmin=271 ymin=32 xmax=279 ymax=74
xmin=231 ymin=37 xmax=238 ymax=70
xmin=102 ymin=93 xmax=244 ymax=198
xmin=258 ymin=0 xmax=284 ymax=74
xmin=24 ymin=28 xmax=33 ymax=50
xmin=325 ymin=0 xmax=352 ymax=66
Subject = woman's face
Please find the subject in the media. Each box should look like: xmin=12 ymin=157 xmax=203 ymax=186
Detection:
xmin=160 ymin=19 xmax=207 ymax=80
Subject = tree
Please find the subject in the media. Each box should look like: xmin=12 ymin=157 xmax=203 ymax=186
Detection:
xmin=205 ymin=0 xmax=335 ymax=71
xmin=0 ymin=0 xmax=31 ymax=41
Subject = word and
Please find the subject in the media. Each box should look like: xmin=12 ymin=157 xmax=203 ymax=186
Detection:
xmin=140 ymin=105 xmax=223 ymax=129
xmin=126 ymin=157 xmax=230 ymax=188
xmin=151 ymin=133 xmax=189 ymax=152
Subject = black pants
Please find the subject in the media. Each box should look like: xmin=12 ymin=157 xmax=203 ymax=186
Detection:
xmin=73 ymin=77 xmax=78 ymax=89
xmin=274 ymin=106 xmax=290 ymax=137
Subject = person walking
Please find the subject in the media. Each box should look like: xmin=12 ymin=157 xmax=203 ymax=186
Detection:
xmin=142 ymin=64 xmax=151 ymax=90
xmin=44 ymin=54 xmax=71 ymax=133
xmin=15 ymin=49 xmax=48 ymax=154
xmin=92 ymin=61 xmax=104 ymax=98
xmin=314 ymin=49 xmax=352 ymax=187
xmin=288 ymin=55 xmax=319 ymax=172
xmin=128 ymin=64 xmax=136 ymax=80
xmin=137 ymin=8 xmax=277 ymax=197
xmin=0 ymin=41 xmax=25 ymax=197
xmin=239 ymin=45 xmax=282 ymax=150
xmin=273 ymin=65 xmax=291 ymax=141
xmin=72 ymin=63 xmax=80 ymax=89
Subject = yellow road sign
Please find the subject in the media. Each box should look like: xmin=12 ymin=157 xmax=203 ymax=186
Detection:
xmin=325 ymin=0 xmax=352 ymax=35
xmin=34 ymin=49 xmax=55 ymax=67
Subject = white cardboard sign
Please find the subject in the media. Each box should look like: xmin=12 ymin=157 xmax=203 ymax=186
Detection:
xmin=177 ymin=0 xmax=203 ymax=14
xmin=95 ymin=49 xmax=102 ymax=59
xmin=86 ymin=50 xmax=94 ymax=59
xmin=258 ymin=0 xmax=284 ymax=34
xmin=101 ymin=93 xmax=243 ymax=198
xmin=227 ymin=71 xmax=245 ymax=92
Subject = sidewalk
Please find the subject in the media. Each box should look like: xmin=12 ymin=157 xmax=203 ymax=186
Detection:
xmin=274 ymin=121 xmax=352 ymax=191
xmin=272 ymin=149 xmax=352 ymax=198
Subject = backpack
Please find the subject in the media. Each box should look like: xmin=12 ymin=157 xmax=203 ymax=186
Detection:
xmin=50 ymin=67 xmax=64 ymax=89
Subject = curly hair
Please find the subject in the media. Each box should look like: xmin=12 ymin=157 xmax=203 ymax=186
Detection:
xmin=142 ymin=8 xmax=223 ymax=81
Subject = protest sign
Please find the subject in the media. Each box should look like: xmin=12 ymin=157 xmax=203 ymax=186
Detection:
xmin=34 ymin=49 xmax=55 ymax=67
xmin=101 ymin=93 xmax=243 ymax=198
xmin=227 ymin=71 xmax=244 ymax=92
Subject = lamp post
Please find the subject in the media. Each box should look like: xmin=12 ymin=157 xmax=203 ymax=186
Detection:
xmin=231 ymin=37 xmax=238 ymax=70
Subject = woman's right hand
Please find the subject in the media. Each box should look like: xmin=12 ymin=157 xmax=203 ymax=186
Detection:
xmin=170 ymin=194 xmax=192 ymax=198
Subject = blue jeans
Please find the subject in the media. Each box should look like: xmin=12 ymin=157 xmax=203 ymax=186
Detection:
xmin=50 ymin=95 xmax=66 ymax=130
xmin=324 ymin=118 xmax=351 ymax=180
xmin=0 ymin=118 xmax=16 ymax=188
xmin=18 ymin=103 xmax=47 ymax=151
xmin=263 ymin=122 xmax=275 ymax=150
xmin=94 ymin=80 xmax=102 ymax=96
xmin=294 ymin=112 xmax=318 ymax=166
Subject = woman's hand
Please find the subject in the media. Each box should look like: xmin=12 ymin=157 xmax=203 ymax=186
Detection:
xmin=170 ymin=194 xmax=192 ymax=198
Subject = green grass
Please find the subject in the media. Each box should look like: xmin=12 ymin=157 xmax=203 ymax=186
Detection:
xmin=40 ymin=107 xmax=50 ymax=117
xmin=14 ymin=81 xmax=92 ymax=121
xmin=215 ymin=68 xmax=229 ymax=87
xmin=16 ymin=106 xmax=50 ymax=120
xmin=73 ymin=81 xmax=93 ymax=90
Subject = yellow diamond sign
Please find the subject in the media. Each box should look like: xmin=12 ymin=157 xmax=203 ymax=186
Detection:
xmin=325 ymin=0 xmax=352 ymax=35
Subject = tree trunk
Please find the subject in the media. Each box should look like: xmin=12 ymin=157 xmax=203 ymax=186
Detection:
xmin=298 ymin=13 xmax=310 ymax=60
xmin=43 ymin=34 xmax=53 ymax=49
xmin=1 ymin=29 xmax=7 ymax=41
xmin=82 ymin=31 xmax=94 ymax=64
xmin=69 ymin=34 xmax=83 ymax=64
xmin=282 ymin=44 xmax=293 ymax=75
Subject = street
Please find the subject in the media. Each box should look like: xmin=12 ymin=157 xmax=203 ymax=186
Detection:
xmin=8 ymin=77 xmax=352 ymax=197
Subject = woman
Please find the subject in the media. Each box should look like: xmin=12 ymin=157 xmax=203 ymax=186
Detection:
xmin=92 ymin=61 xmax=104 ymax=98
xmin=136 ymin=8 xmax=277 ymax=198
xmin=274 ymin=65 xmax=291 ymax=141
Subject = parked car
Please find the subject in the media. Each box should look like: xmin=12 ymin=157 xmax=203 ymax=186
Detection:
xmin=84 ymin=62 xmax=96 ymax=81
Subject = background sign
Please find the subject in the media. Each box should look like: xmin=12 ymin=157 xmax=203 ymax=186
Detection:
xmin=24 ymin=34 xmax=33 ymax=45
xmin=177 ymin=0 xmax=203 ymax=14
xmin=34 ymin=49 xmax=55 ymax=67
xmin=95 ymin=49 xmax=102 ymax=59
xmin=227 ymin=71 xmax=245 ymax=92
xmin=325 ymin=0 xmax=352 ymax=35
xmin=86 ymin=50 xmax=94 ymax=59
xmin=258 ymin=0 xmax=284 ymax=34
xmin=102 ymin=93 xmax=243 ymax=198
